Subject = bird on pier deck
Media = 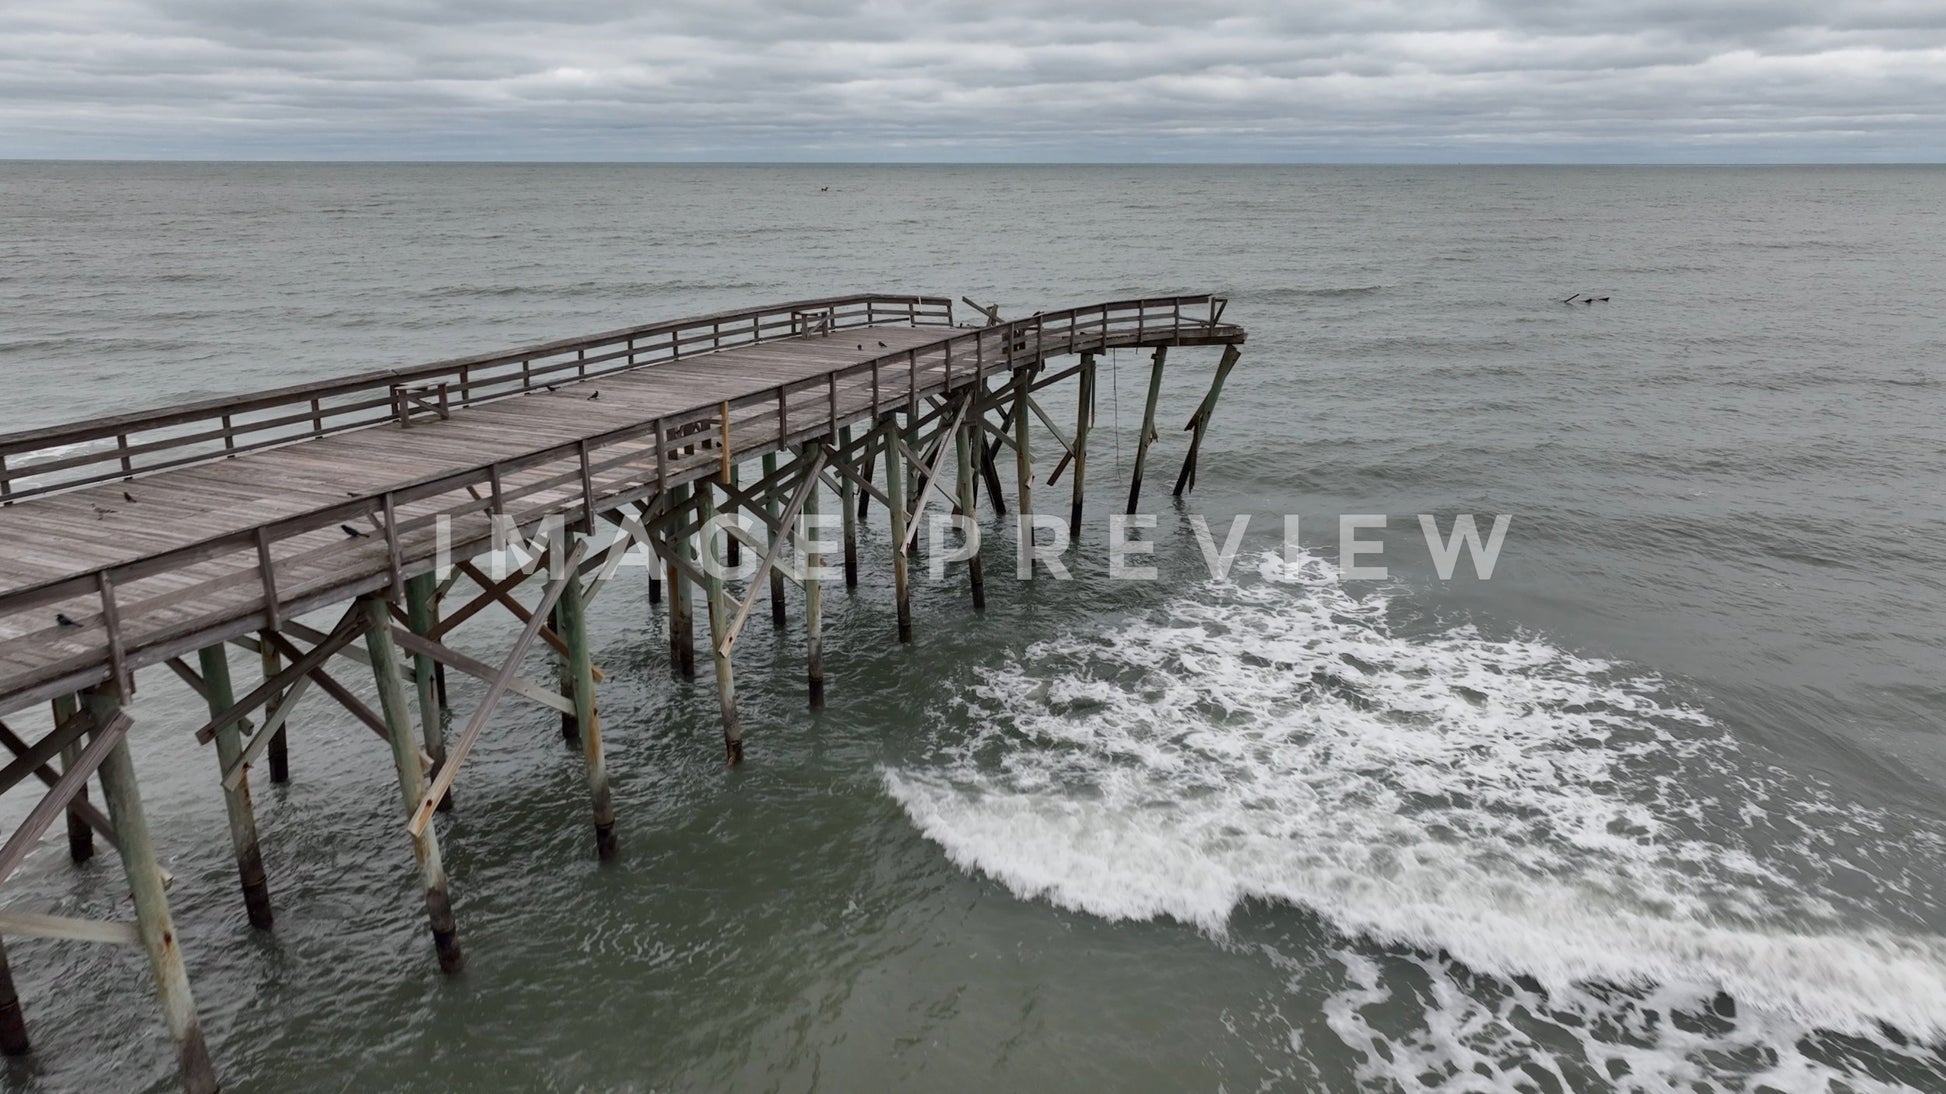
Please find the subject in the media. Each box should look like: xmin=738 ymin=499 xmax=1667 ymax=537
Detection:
xmin=878 ymin=340 xmax=887 ymax=348
xmin=55 ymin=613 xmax=80 ymax=628
xmin=588 ymin=390 xmax=601 ymax=401
xmin=122 ymin=490 xmax=137 ymax=503
xmin=341 ymin=524 xmax=369 ymax=539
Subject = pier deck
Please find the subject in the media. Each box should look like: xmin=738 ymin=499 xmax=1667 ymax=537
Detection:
xmin=0 ymin=291 xmax=1245 ymax=1091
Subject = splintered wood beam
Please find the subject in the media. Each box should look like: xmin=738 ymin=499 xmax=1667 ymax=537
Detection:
xmin=408 ymin=538 xmax=587 ymax=837
xmin=1174 ymin=343 xmax=1241 ymax=497
xmin=0 ymin=711 xmax=129 ymax=885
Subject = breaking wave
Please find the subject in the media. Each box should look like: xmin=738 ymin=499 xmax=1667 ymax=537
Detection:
xmin=884 ymin=550 xmax=1946 ymax=1089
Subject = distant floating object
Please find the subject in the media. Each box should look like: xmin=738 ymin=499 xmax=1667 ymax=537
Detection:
xmin=820 ymin=186 xmax=830 ymax=192
xmin=1564 ymin=293 xmax=1611 ymax=305
xmin=1562 ymin=294 xmax=1579 ymax=305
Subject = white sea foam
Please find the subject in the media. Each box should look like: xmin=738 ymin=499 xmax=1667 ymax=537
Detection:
xmin=883 ymin=550 xmax=1946 ymax=1088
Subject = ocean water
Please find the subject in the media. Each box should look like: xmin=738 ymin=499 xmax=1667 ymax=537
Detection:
xmin=1 ymin=163 xmax=1944 ymax=1092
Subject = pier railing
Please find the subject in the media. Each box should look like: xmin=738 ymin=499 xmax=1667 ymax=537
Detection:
xmin=0 ymin=293 xmax=953 ymax=504
xmin=0 ymin=292 xmax=1233 ymax=710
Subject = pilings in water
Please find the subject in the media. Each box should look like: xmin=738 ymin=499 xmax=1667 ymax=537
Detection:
xmin=699 ymin=482 xmax=742 ymax=765
xmin=195 ymin=646 xmax=273 ymax=930
xmin=85 ymin=685 xmax=220 ymax=1094
xmin=0 ymin=941 xmax=27 ymax=1057
xmin=405 ymin=573 xmax=453 ymax=812
xmin=954 ymin=406 xmax=987 ymax=610
xmin=1012 ymin=368 xmax=1037 ymax=575
xmin=557 ymin=536 xmax=620 ymax=859
xmin=884 ymin=416 xmax=913 ymax=642
xmin=667 ymin=483 xmax=697 ymax=679
xmin=802 ymin=444 xmax=827 ymax=708
xmin=256 ymin=639 xmax=290 ymax=784
xmin=1070 ymin=352 xmax=1094 ymax=539
xmin=1126 ymin=346 xmax=1167 ymax=514
xmin=362 ymin=596 xmax=464 ymax=974
xmin=51 ymin=693 xmax=92 ymax=862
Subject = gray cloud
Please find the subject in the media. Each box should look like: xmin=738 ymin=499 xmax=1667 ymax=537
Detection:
xmin=1 ymin=0 xmax=1942 ymax=160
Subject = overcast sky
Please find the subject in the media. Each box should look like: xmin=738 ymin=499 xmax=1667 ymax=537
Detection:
xmin=3 ymin=0 xmax=1943 ymax=162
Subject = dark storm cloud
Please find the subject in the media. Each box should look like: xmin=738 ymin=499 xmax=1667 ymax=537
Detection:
xmin=1 ymin=0 xmax=1942 ymax=159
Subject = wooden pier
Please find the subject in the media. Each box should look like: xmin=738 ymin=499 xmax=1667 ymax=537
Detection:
xmin=0 ymin=292 xmax=1245 ymax=1090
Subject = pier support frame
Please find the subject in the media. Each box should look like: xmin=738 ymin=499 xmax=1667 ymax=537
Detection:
xmin=1175 ymin=344 xmax=1241 ymax=497
xmin=557 ymin=539 xmax=619 ymax=859
xmin=838 ymin=425 xmax=860 ymax=588
xmin=51 ymin=693 xmax=93 ymax=862
xmin=1070 ymin=353 xmax=1094 ymax=538
xmin=361 ymin=596 xmax=464 ymax=974
xmin=256 ymin=640 xmax=290 ymax=783
xmin=802 ymin=445 xmax=826 ymax=708
xmin=85 ymin=685 xmax=219 ymax=1094
xmin=699 ymin=483 xmax=741 ymax=764
xmin=1013 ymin=368 xmax=1037 ymax=576
xmin=1126 ymin=347 xmax=1167 ymax=514
xmin=667 ymin=483 xmax=697 ymax=679
xmin=884 ymin=416 xmax=913 ymax=642
xmin=954 ymin=403 xmax=986 ymax=610
xmin=405 ymin=573 xmax=452 ymax=812
xmin=196 ymin=645 xmax=274 ymax=930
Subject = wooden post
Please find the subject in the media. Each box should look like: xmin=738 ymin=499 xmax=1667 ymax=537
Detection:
xmin=51 ymin=693 xmax=93 ymax=862
xmin=0 ymin=939 xmax=29 ymax=1056
xmin=725 ymin=464 xmax=743 ymax=569
xmin=83 ymin=685 xmax=219 ymax=1094
xmin=1013 ymin=368 xmax=1036 ymax=575
xmin=552 ymin=603 xmax=578 ymax=747
xmin=700 ymin=483 xmax=741 ymax=763
xmin=197 ymin=645 xmax=274 ymax=930
xmin=954 ymin=404 xmax=986 ymax=611
xmin=667 ymin=483 xmax=696 ymax=679
xmin=1126 ymin=346 xmax=1167 ymax=514
xmin=762 ymin=452 xmax=787 ymax=627
xmin=838 ymin=425 xmax=859 ymax=588
xmin=257 ymin=638 xmax=290 ymax=783
xmin=884 ymin=417 xmax=912 ymax=642
xmin=557 ymin=542 xmax=619 ymax=859
xmin=361 ymin=596 xmax=464 ymax=973
xmin=1174 ymin=344 xmax=1241 ymax=497
xmin=1071 ymin=353 xmax=1094 ymax=539
xmin=405 ymin=573 xmax=452 ymax=812
xmin=802 ymin=446 xmax=825 ymax=708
